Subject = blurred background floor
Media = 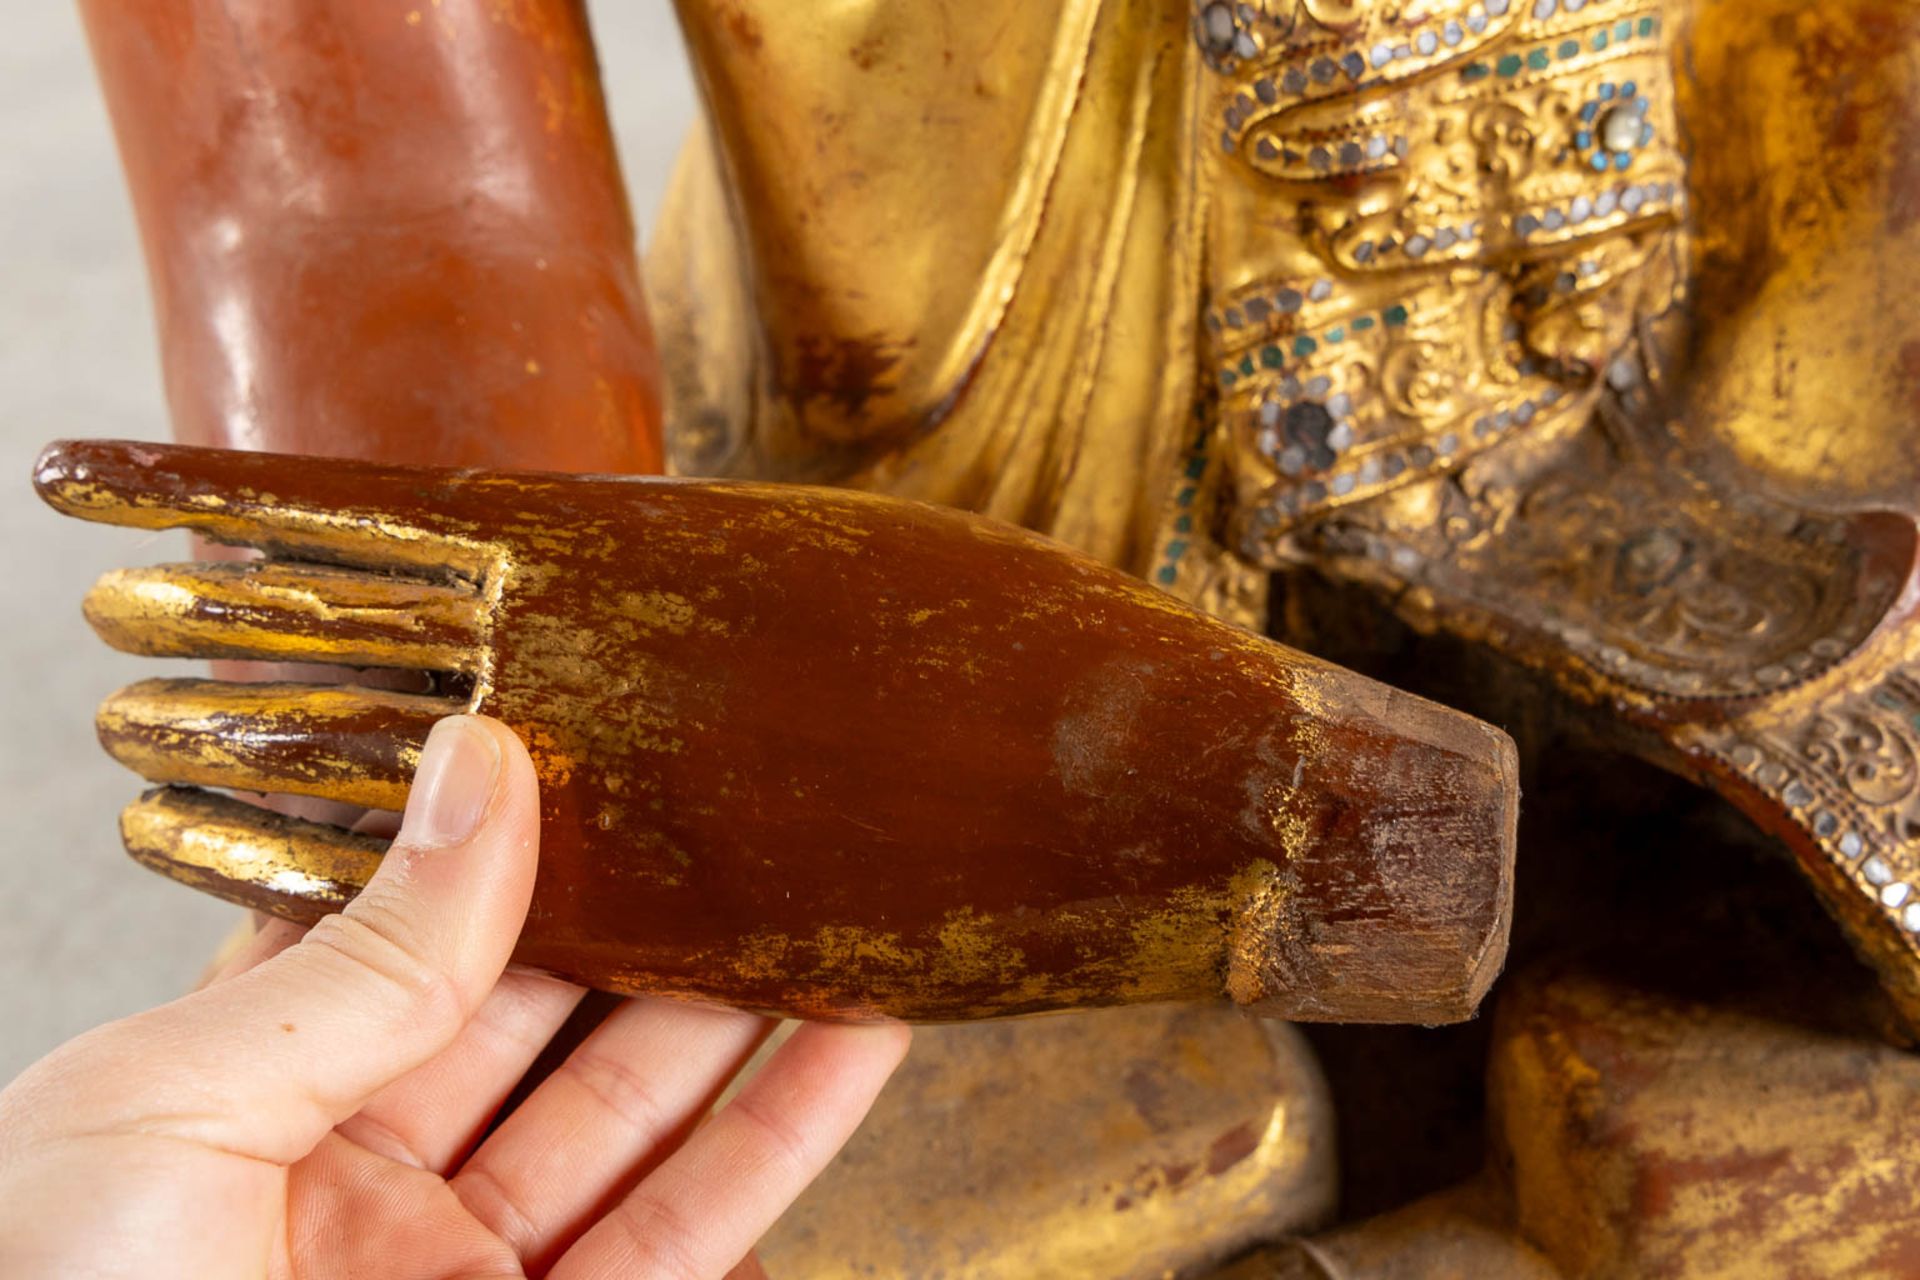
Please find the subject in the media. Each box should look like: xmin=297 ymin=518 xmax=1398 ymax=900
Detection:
xmin=0 ymin=4 xmax=696 ymax=1080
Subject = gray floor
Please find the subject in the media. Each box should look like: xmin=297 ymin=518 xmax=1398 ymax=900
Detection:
xmin=0 ymin=5 xmax=695 ymax=1081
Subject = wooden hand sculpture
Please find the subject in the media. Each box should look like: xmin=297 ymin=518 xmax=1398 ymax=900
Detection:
xmin=36 ymin=439 xmax=1514 ymax=1025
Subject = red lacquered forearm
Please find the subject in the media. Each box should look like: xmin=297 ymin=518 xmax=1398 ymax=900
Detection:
xmin=78 ymin=0 xmax=661 ymax=473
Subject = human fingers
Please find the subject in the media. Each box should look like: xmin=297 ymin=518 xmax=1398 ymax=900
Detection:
xmin=336 ymin=968 xmax=586 ymax=1173
xmin=5 ymin=715 xmax=540 ymax=1167
xmin=283 ymin=788 xmax=586 ymax=1174
xmin=547 ymin=1021 xmax=909 ymax=1280
xmin=452 ymin=997 xmax=774 ymax=1271
xmin=202 ymin=917 xmax=306 ymax=986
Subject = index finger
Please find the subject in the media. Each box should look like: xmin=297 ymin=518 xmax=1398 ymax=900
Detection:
xmin=34 ymin=438 xmax=496 ymax=578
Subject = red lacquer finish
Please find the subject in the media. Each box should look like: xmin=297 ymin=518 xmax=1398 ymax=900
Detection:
xmin=78 ymin=0 xmax=662 ymax=473
xmin=38 ymin=439 xmax=1518 ymax=1025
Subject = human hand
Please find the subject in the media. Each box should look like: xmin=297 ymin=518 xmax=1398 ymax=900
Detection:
xmin=0 ymin=715 xmax=909 ymax=1279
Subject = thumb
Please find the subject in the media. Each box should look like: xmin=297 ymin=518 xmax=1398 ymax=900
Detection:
xmin=25 ymin=714 xmax=542 ymax=1165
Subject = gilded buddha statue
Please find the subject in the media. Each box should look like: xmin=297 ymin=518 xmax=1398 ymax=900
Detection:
xmin=655 ymin=0 xmax=1920 ymax=1029
xmin=64 ymin=0 xmax=1920 ymax=1274
xmin=649 ymin=0 xmax=1920 ymax=1269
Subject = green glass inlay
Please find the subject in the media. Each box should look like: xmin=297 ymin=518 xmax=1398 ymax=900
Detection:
xmin=1325 ymin=326 xmax=1345 ymax=343
xmin=1185 ymin=457 xmax=1207 ymax=479
xmin=1260 ymin=344 xmax=1285 ymax=369
xmin=1165 ymin=539 xmax=1190 ymax=559
xmin=1174 ymin=515 xmax=1193 ymax=534
xmin=1527 ymin=48 xmax=1550 ymax=71
xmin=1616 ymin=19 xmax=1632 ymax=40
xmin=1638 ymin=15 xmax=1656 ymax=35
xmin=1384 ymin=304 xmax=1410 ymax=327
xmin=1177 ymin=486 xmax=1197 ymax=507
xmin=1496 ymin=53 xmax=1523 ymax=77
xmin=1292 ymin=335 xmax=1319 ymax=357
xmin=1591 ymin=30 xmax=1609 ymax=51
xmin=1462 ymin=62 xmax=1491 ymax=81
xmin=1353 ymin=315 xmax=1376 ymax=331
xmin=1239 ymin=354 xmax=1255 ymax=376
xmin=1220 ymin=370 xmax=1236 ymax=388
xmin=1156 ymin=565 xmax=1179 ymax=584
xmin=1558 ymin=39 xmax=1579 ymax=59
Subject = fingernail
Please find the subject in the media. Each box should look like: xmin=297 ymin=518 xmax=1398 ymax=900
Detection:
xmin=402 ymin=716 xmax=502 ymax=847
